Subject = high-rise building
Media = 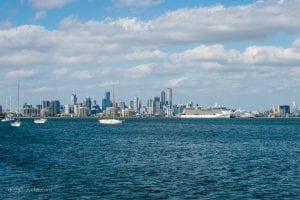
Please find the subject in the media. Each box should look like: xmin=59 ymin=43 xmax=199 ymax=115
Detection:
xmin=119 ymin=102 xmax=126 ymax=110
xmin=291 ymin=101 xmax=298 ymax=114
xmin=71 ymin=94 xmax=77 ymax=105
xmin=133 ymin=97 xmax=141 ymax=113
xmin=50 ymin=100 xmax=60 ymax=116
xmin=64 ymin=104 xmax=71 ymax=115
xmin=153 ymin=96 xmax=161 ymax=116
xmin=102 ymin=91 xmax=111 ymax=111
xmin=42 ymin=100 xmax=50 ymax=109
xmin=147 ymin=99 xmax=153 ymax=115
xmin=84 ymin=96 xmax=92 ymax=110
xmin=129 ymin=100 xmax=134 ymax=109
xmin=166 ymin=88 xmax=172 ymax=108
xmin=161 ymin=91 xmax=166 ymax=106
xmin=91 ymin=100 xmax=100 ymax=115
xmin=0 ymin=105 xmax=2 ymax=113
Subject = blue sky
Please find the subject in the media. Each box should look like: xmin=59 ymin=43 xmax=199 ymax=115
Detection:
xmin=1 ymin=0 xmax=300 ymax=111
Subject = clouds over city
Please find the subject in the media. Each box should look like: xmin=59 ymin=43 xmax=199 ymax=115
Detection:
xmin=1 ymin=0 xmax=300 ymax=108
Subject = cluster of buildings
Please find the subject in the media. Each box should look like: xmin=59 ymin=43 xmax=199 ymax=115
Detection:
xmin=0 ymin=88 xmax=299 ymax=118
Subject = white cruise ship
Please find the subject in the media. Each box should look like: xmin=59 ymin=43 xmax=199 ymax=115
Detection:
xmin=180 ymin=106 xmax=233 ymax=118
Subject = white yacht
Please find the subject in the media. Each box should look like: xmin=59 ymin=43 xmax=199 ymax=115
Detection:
xmin=11 ymin=82 xmax=21 ymax=127
xmin=99 ymin=86 xmax=124 ymax=125
xmin=34 ymin=118 xmax=47 ymax=124
xmin=34 ymin=97 xmax=47 ymax=124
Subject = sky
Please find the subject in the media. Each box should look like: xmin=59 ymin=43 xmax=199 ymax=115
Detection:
xmin=1 ymin=0 xmax=300 ymax=111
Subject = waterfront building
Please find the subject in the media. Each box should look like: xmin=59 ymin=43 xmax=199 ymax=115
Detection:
xmin=291 ymin=101 xmax=298 ymax=114
xmin=22 ymin=103 xmax=39 ymax=117
xmin=129 ymin=100 xmax=134 ymax=109
xmin=147 ymin=98 xmax=153 ymax=115
xmin=42 ymin=100 xmax=50 ymax=109
xmin=166 ymin=88 xmax=172 ymax=108
xmin=84 ymin=96 xmax=92 ymax=110
xmin=71 ymin=94 xmax=77 ymax=105
xmin=272 ymin=105 xmax=290 ymax=117
xmin=50 ymin=100 xmax=60 ymax=116
xmin=161 ymin=91 xmax=166 ymax=106
xmin=91 ymin=100 xmax=101 ymax=115
xmin=0 ymin=105 xmax=2 ymax=113
xmin=102 ymin=91 xmax=111 ymax=111
xmin=133 ymin=97 xmax=141 ymax=113
xmin=79 ymin=106 xmax=88 ymax=117
xmin=74 ymin=104 xmax=80 ymax=117
xmin=64 ymin=104 xmax=71 ymax=115
xmin=153 ymin=97 xmax=161 ymax=116
xmin=119 ymin=102 xmax=126 ymax=110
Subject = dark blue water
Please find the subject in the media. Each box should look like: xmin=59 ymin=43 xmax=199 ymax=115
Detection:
xmin=0 ymin=118 xmax=299 ymax=199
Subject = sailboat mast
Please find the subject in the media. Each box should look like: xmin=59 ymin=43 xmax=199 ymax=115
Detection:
xmin=112 ymin=86 xmax=115 ymax=119
xmin=17 ymin=81 xmax=20 ymax=113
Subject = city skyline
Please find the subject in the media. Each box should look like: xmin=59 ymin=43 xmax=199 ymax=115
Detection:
xmin=1 ymin=0 xmax=300 ymax=110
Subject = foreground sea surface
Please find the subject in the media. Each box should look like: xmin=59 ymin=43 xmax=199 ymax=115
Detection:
xmin=0 ymin=118 xmax=299 ymax=199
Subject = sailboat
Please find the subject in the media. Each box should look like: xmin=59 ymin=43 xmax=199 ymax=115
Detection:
xmin=1 ymin=97 xmax=15 ymax=123
xmin=99 ymin=86 xmax=124 ymax=125
xmin=11 ymin=82 xmax=22 ymax=127
xmin=34 ymin=97 xmax=47 ymax=124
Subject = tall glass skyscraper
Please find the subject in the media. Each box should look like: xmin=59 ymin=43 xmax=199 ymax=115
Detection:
xmin=71 ymin=94 xmax=77 ymax=105
xmin=166 ymin=88 xmax=172 ymax=108
xmin=161 ymin=90 xmax=166 ymax=106
xmin=102 ymin=91 xmax=111 ymax=111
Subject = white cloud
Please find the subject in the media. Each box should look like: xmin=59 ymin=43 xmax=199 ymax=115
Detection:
xmin=34 ymin=11 xmax=47 ymax=20
xmin=166 ymin=77 xmax=188 ymax=88
xmin=0 ymin=21 xmax=12 ymax=30
xmin=6 ymin=69 xmax=38 ymax=79
xmin=28 ymin=0 xmax=74 ymax=10
xmin=116 ymin=0 xmax=164 ymax=7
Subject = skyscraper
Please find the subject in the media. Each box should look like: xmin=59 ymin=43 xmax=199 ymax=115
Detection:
xmin=50 ymin=100 xmax=60 ymax=116
xmin=161 ymin=90 xmax=166 ymax=106
xmin=84 ymin=96 xmax=92 ymax=110
xmin=153 ymin=96 xmax=161 ymax=116
xmin=147 ymin=99 xmax=153 ymax=115
xmin=166 ymin=88 xmax=172 ymax=108
xmin=133 ymin=96 xmax=141 ymax=113
xmin=102 ymin=91 xmax=111 ymax=111
xmin=71 ymin=94 xmax=77 ymax=105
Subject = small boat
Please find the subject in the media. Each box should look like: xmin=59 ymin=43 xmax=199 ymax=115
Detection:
xmin=34 ymin=118 xmax=47 ymax=124
xmin=34 ymin=97 xmax=47 ymax=124
xmin=99 ymin=86 xmax=124 ymax=125
xmin=1 ymin=118 xmax=15 ymax=123
xmin=10 ymin=120 xmax=21 ymax=127
xmin=10 ymin=82 xmax=21 ymax=128
xmin=99 ymin=119 xmax=123 ymax=125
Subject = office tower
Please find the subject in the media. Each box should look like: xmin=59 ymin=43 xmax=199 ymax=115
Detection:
xmin=64 ymin=104 xmax=71 ymax=114
xmin=50 ymin=100 xmax=60 ymax=116
xmin=42 ymin=100 xmax=50 ymax=109
xmin=161 ymin=91 xmax=166 ymax=106
xmin=291 ymin=101 xmax=297 ymax=114
xmin=91 ymin=101 xmax=100 ymax=115
xmin=79 ymin=106 xmax=88 ymax=117
xmin=119 ymin=102 xmax=126 ymax=110
xmin=129 ymin=100 xmax=134 ymax=109
xmin=0 ymin=105 xmax=2 ymax=113
xmin=133 ymin=97 xmax=141 ymax=113
xmin=147 ymin=99 xmax=153 ymax=115
xmin=166 ymin=88 xmax=172 ymax=108
xmin=102 ymin=91 xmax=111 ymax=111
xmin=71 ymin=94 xmax=77 ymax=105
xmin=153 ymin=96 xmax=161 ymax=116
xmin=84 ymin=96 xmax=92 ymax=110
